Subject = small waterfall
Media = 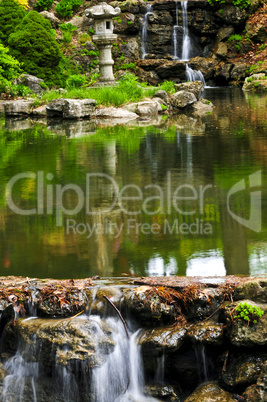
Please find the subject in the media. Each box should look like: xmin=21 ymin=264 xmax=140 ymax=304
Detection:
xmin=155 ymin=353 xmax=165 ymax=385
xmin=186 ymin=64 xmax=206 ymax=86
xmin=141 ymin=4 xmax=153 ymax=59
xmin=181 ymin=1 xmax=190 ymax=61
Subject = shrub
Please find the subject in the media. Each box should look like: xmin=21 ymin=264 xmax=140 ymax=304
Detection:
xmin=60 ymin=22 xmax=77 ymax=43
xmin=55 ymin=0 xmax=83 ymax=19
xmin=0 ymin=0 xmax=26 ymax=44
xmin=0 ymin=43 xmax=21 ymax=81
xmin=160 ymin=80 xmax=175 ymax=94
xmin=8 ymin=11 xmax=64 ymax=86
xmin=78 ymin=33 xmax=90 ymax=44
xmin=66 ymin=74 xmax=87 ymax=88
xmin=34 ymin=0 xmax=54 ymax=11
xmin=234 ymin=302 xmax=264 ymax=325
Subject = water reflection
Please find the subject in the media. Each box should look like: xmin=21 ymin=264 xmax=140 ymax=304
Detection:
xmin=0 ymin=88 xmax=267 ymax=278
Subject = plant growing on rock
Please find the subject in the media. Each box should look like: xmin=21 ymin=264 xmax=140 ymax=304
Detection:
xmin=60 ymin=22 xmax=78 ymax=43
xmin=234 ymin=302 xmax=264 ymax=325
xmin=55 ymin=0 xmax=82 ymax=19
xmin=34 ymin=0 xmax=54 ymax=11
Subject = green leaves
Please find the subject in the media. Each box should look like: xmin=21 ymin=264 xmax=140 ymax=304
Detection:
xmin=55 ymin=0 xmax=82 ymax=19
xmin=234 ymin=302 xmax=264 ymax=325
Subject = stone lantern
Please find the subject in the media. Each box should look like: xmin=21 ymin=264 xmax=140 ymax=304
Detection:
xmin=85 ymin=2 xmax=121 ymax=84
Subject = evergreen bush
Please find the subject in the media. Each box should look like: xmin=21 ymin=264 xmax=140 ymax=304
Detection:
xmin=8 ymin=11 xmax=64 ymax=86
xmin=0 ymin=0 xmax=26 ymax=44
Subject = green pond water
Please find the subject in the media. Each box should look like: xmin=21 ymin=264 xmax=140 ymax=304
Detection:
xmin=0 ymin=88 xmax=267 ymax=279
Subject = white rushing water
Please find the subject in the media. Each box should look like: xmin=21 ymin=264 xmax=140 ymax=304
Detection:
xmin=141 ymin=4 xmax=153 ymax=59
xmin=181 ymin=1 xmax=190 ymax=61
xmin=92 ymin=317 xmax=157 ymax=402
xmin=1 ymin=315 xmax=157 ymax=401
xmin=186 ymin=64 xmax=206 ymax=86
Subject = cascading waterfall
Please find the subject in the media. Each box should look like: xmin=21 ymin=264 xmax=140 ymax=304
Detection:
xmin=92 ymin=318 xmax=157 ymax=402
xmin=1 ymin=315 xmax=156 ymax=402
xmin=141 ymin=4 xmax=153 ymax=59
xmin=185 ymin=64 xmax=206 ymax=86
xmin=181 ymin=1 xmax=190 ymax=61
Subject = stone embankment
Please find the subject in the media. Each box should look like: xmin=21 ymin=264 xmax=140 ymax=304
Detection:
xmin=2 ymin=80 xmax=213 ymax=123
xmin=0 ymin=275 xmax=266 ymax=400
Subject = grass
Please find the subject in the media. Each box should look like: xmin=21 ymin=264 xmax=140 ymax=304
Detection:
xmin=38 ymin=74 xmax=165 ymax=107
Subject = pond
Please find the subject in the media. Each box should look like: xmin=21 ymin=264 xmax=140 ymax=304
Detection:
xmin=0 ymin=87 xmax=267 ymax=279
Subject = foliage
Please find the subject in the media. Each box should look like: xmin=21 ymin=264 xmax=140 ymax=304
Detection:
xmin=0 ymin=43 xmax=21 ymax=82
xmin=16 ymin=0 xmax=28 ymax=9
xmin=8 ymin=11 xmax=64 ymax=86
xmin=34 ymin=0 xmax=53 ymax=11
xmin=119 ymin=62 xmax=137 ymax=70
xmin=60 ymin=22 xmax=77 ymax=43
xmin=228 ymin=34 xmax=243 ymax=42
xmin=40 ymin=73 xmax=158 ymax=106
xmin=55 ymin=0 xmax=83 ymax=19
xmin=1 ymin=82 xmax=32 ymax=97
xmin=234 ymin=302 xmax=264 ymax=325
xmin=0 ymin=0 xmax=26 ymax=44
xmin=207 ymin=0 xmax=250 ymax=9
xmin=159 ymin=80 xmax=175 ymax=94
xmin=66 ymin=74 xmax=87 ymax=88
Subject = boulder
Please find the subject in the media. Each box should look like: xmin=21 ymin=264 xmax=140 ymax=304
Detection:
xmin=230 ymin=63 xmax=248 ymax=83
xmin=187 ymin=321 xmax=224 ymax=345
xmin=214 ymin=42 xmax=228 ymax=60
xmin=152 ymin=90 xmax=169 ymax=104
xmin=243 ymin=360 xmax=267 ymax=402
xmin=139 ymin=325 xmax=187 ymax=356
xmin=156 ymin=61 xmax=186 ymax=80
xmin=174 ymin=82 xmax=204 ymax=100
xmin=16 ymin=317 xmax=115 ymax=367
xmin=122 ymin=287 xmax=175 ymax=325
xmin=216 ymin=27 xmax=235 ymax=43
xmin=185 ymin=381 xmax=234 ymax=401
xmin=31 ymin=105 xmax=47 ymax=117
xmin=125 ymin=100 xmax=159 ymax=116
xmin=46 ymin=99 xmax=96 ymax=119
xmin=219 ymin=353 xmax=265 ymax=390
xmin=40 ymin=11 xmax=60 ymax=29
xmin=15 ymin=74 xmax=44 ymax=94
xmin=243 ymin=75 xmax=267 ymax=92
xmin=189 ymin=57 xmax=218 ymax=80
xmin=171 ymin=91 xmax=197 ymax=109
xmin=223 ymin=300 xmax=267 ymax=347
xmin=234 ymin=278 xmax=267 ymax=303
xmin=192 ymin=99 xmax=214 ymax=116
xmin=3 ymin=100 xmax=35 ymax=116
xmin=245 ymin=22 xmax=267 ymax=43
xmin=144 ymin=385 xmax=183 ymax=401
xmin=95 ymin=107 xmax=138 ymax=121
xmin=214 ymin=63 xmax=234 ymax=85
xmin=216 ymin=5 xmax=248 ymax=26
xmin=68 ymin=15 xmax=91 ymax=31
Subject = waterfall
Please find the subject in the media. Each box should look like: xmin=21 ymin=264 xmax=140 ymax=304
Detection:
xmin=92 ymin=318 xmax=157 ymax=402
xmin=141 ymin=4 xmax=153 ymax=59
xmin=173 ymin=2 xmax=180 ymax=60
xmin=181 ymin=1 xmax=190 ymax=61
xmin=186 ymin=64 xmax=206 ymax=86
